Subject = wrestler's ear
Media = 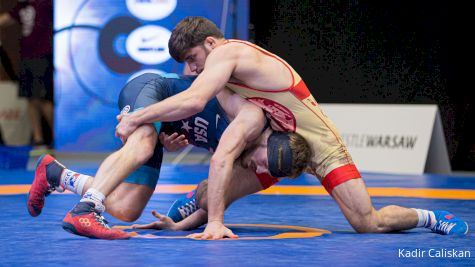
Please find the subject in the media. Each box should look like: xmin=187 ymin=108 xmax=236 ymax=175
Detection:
xmin=204 ymin=36 xmax=218 ymax=49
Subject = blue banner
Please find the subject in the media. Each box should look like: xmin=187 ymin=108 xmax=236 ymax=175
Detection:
xmin=54 ymin=0 xmax=249 ymax=151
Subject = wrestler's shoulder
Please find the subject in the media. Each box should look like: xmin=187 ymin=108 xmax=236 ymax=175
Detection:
xmin=216 ymin=41 xmax=257 ymax=55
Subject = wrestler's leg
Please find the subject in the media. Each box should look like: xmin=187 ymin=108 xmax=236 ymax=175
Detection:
xmin=60 ymin=124 xmax=158 ymax=239
xmin=330 ymin=178 xmax=418 ymax=233
xmin=104 ymin=183 xmax=154 ymax=222
xmin=88 ymin=124 xmax=157 ymax=197
xmin=31 ymin=122 xmax=161 ymax=222
xmin=329 ymin=176 xmax=468 ymax=235
xmin=48 ymin=141 xmax=159 ymax=222
xmin=46 ymin=123 xmax=158 ymax=221
xmin=57 ymin=174 xmax=154 ymax=222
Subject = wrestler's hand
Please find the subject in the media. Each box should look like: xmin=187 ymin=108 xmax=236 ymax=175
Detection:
xmin=159 ymin=132 xmax=189 ymax=152
xmin=187 ymin=221 xmax=238 ymax=240
xmin=115 ymin=113 xmax=138 ymax=143
xmin=131 ymin=211 xmax=177 ymax=230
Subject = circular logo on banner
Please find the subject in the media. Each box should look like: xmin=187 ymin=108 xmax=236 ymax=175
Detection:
xmin=126 ymin=0 xmax=177 ymax=21
xmin=126 ymin=25 xmax=171 ymax=65
xmin=247 ymin=97 xmax=297 ymax=132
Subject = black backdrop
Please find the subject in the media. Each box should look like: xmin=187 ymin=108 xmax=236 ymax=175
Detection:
xmin=250 ymin=0 xmax=473 ymax=170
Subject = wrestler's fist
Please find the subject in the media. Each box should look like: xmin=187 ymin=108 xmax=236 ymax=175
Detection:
xmin=115 ymin=113 xmax=138 ymax=143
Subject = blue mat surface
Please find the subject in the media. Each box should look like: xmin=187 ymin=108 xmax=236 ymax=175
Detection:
xmin=0 ymin=162 xmax=474 ymax=267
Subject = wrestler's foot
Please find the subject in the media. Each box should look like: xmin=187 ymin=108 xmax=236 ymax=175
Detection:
xmin=62 ymin=202 xmax=129 ymax=240
xmin=27 ymin=154 xmax=66 ymax=216
xmin=167 ymin=189 xmax=199 ymax=222
xmin=428 ymin=211 xmax=469 ymax=235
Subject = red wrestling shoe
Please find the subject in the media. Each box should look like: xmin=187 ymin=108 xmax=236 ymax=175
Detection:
xmin=27 ymin=154 xmax=65 ymax=217
xmin=62 ymin=202 xmax=130 ymax=240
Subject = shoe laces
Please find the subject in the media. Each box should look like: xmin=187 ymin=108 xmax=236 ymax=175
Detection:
xmin=433 ymin=220 xmax=456 ymax=234
xmin=94 ymin=213 xmax=111 ymax=229
xmin=178 ymin=199 xmax=198 ymax=218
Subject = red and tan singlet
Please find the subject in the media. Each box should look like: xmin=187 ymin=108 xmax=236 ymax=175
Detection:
xmin=223 ymin=40 xmax=361 ymax=192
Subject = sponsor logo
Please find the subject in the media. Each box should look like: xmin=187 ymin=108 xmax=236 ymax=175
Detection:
xmin=342 ymin=134 xmax=418 ymax=149
xmin=126 ymin=25 xmax=171 ymax=65
xmin=215 ymin=114 xmax=220 ymax=129
xmin=79 ymin=218 xmax=91 ymax=227
xmin=126 ymin=0 xmax=177 ymax=21
xmin=121 ymin=105 xmax=131 ymax=115
xmin=194 ymin=117 xmax=209 ymax=143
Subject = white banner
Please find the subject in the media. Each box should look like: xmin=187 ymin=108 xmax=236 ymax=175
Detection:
xmin=0 ymin=81 xmax=31 ymax=146
xmin=320 ymin=104 xmax=450 ymax=175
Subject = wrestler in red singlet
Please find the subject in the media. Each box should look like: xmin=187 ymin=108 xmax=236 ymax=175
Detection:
xmin=223 ymin=40 xmax=360 ymax=193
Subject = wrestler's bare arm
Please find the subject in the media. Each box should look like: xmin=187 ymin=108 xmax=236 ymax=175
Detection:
xmin=119 ymin=46 xmax=237 ymax=126
xmin=115 ymin=46 xmax=241 ymax=141
xmin=132 ymin=209 xmax=207 ymax=231
xmin=206 ymin=91 xmax=266 ymax=225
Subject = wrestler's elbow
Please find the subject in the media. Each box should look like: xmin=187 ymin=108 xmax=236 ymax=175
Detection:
xmin=209 ymin=154 xmax=232 ymax=173
xmin=209 ymin=155 xmax=225 ymax=171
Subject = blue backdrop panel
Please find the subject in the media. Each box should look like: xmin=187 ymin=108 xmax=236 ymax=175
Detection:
xmin=53 ymin=0 xmax=249 ymax=151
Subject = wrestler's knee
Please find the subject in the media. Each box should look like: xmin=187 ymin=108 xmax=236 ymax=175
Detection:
xmin=348 ymin=208 xmax=387 ymax=233
xmin=112 ymin=210 xmax=141 ymax=223
xmin=106 ymin=203 xmax=142 ymax=222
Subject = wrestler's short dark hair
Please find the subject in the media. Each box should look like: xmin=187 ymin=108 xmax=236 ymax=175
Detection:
xmin=287 ymin=132 xmax=312 ymax=179
xmin=169 ymin=16 xmax=224 ymax=62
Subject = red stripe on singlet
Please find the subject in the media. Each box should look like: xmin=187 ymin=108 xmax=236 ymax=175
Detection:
xmin=255 ymin=172 xmax=279 ymax=190
xmin=225 ymin=40 xmax=311 ymax=101
xmin=321 ymin=164 xmax=362 ymax=194
xmin=290 ymin=80 xmax=311 ymax=100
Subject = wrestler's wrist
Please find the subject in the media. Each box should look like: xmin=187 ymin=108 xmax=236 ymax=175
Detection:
xmin=129 ymin=113 xmax=141 ymax=126
xmin=207 ymin=219 xmax=224 ymax=224
xmin=129 ymin=108 xmax=147 ymax=125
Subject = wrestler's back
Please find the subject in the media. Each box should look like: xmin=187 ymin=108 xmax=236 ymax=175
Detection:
xmin=223 ymin=40 xmax=354 ymax=178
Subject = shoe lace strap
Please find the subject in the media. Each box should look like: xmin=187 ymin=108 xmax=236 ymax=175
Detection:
xmin=178 ymin=200 xmax=198 ymax=217
xmin=94 ymin=213 xmax=111 ymax=229
xmin=434 ymin=220 xmax=456 ymax=233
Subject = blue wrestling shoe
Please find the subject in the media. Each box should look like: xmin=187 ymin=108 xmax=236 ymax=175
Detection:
xmin=166 ymin=189 xmax=199 ymax=223
xmin=428 ymin=211 xmax=469 ymax=235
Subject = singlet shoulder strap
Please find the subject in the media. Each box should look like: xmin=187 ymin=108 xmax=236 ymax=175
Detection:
xmin=223 ymin=40 xmax=295 ymax=90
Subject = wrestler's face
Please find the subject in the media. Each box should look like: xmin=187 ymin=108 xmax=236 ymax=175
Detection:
xmin=241 ymin=144 xmax=270 ymax=175
xmin=183 ymin=45 xmax=211 ymax=74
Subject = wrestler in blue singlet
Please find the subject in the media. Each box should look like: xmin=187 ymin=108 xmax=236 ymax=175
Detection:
xmin=118 ymin=73 xmax=230 ymax=188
